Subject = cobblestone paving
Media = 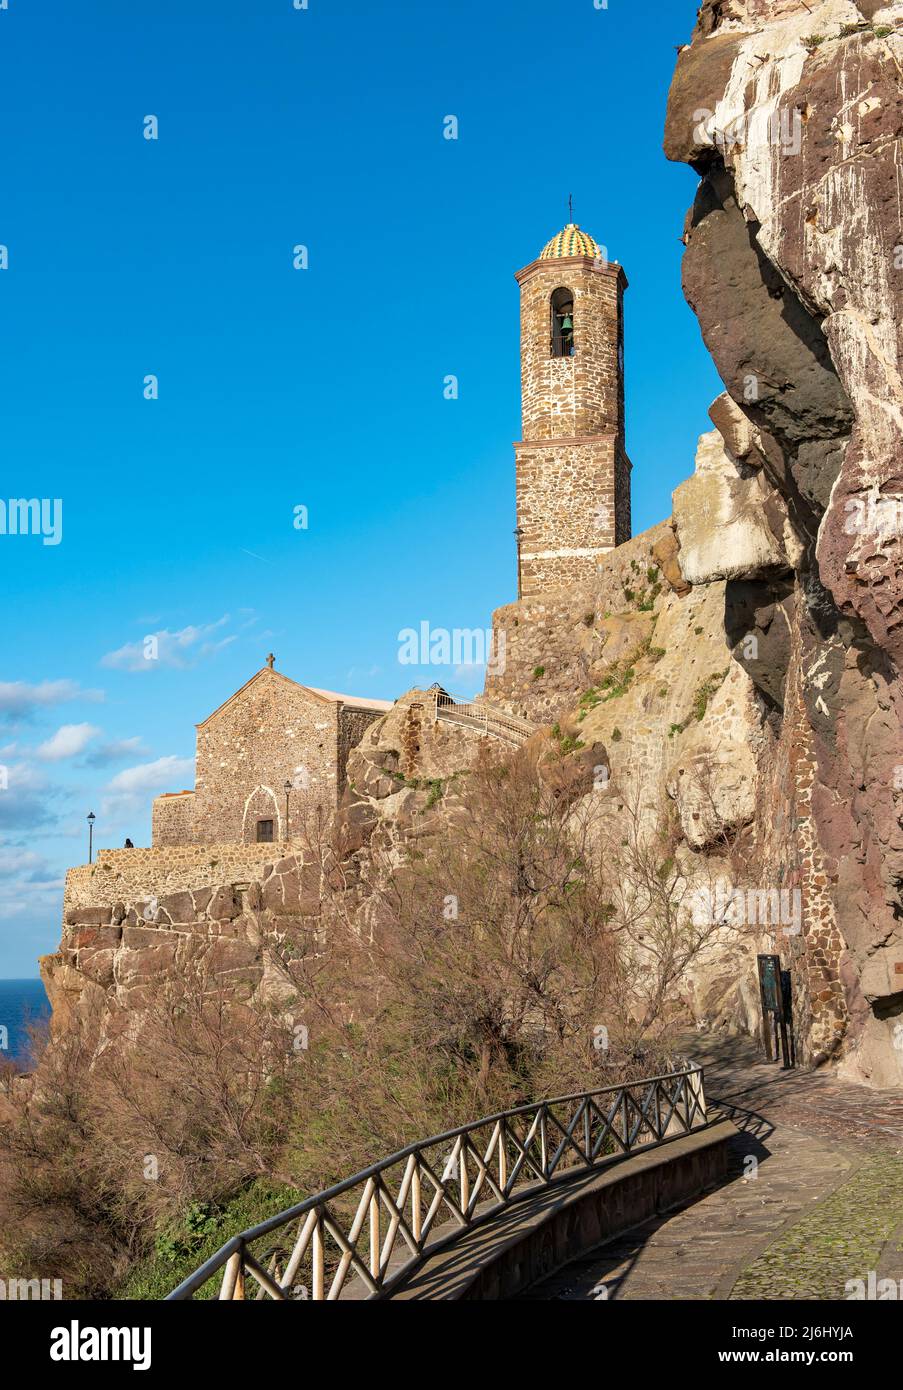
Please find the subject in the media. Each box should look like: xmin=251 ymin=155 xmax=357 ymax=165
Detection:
xmin=521 ymin=1037 xmax=903 ymax=1301
xmin=702 ymin=1037 xmax=903 ymax=1150
xmin=730 ymin=1154 xmax=903 ymax=1300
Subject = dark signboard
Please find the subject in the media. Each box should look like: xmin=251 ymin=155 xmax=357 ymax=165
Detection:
xmin=757 ymin=954 xmax=794 ymax=1069
xmin=758 ymin=954 xmax=781 ymax=1015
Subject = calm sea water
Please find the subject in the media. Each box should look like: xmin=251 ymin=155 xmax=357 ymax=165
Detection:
xmin=0 ymin=978 xmax=50 ymax=1064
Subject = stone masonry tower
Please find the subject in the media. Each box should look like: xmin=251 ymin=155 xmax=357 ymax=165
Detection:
xmin=515 ymin=222 xmax=631 ymax=595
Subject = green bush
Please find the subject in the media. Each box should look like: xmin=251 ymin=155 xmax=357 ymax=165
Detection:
xmin=600 ymin=664 xmax=635 ymax=702
xmin=119 ymin=1184 xmax=301 ymax=1301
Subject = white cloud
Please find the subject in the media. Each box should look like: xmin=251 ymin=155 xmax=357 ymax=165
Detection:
xmin=36 ymin=723 xmax=102 ymax=762
xmin=0 ymin=852 xmax=53 ymax=881
xmin=101 ymin=754 xmax=194 ymax=829
xmin=0 ymin=760 xmax=56 ymax=830
xmin=0 ymin=846 xmax=63 ymax=921
xmin=106 ymin=755 xmax=194 ymax=795
xmin=0 ymin=680 xmax=104 ymax=720
xmin=100 ymin=617 xmax=237 ymax=673
xmin=83 ymin=736 xmax=149 ymax=768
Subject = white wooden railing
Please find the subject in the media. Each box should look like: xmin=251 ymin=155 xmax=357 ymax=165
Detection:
xmin=166 ymin=1062 xmax=708 ymax=1302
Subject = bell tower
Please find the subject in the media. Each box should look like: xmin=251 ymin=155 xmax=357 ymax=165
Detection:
xmin=514 ymin=222 xmax=631 ymax=596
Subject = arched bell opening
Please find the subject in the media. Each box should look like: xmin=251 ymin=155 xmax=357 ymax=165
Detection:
xmin=550 ymin=287 xmax=575 ymax=358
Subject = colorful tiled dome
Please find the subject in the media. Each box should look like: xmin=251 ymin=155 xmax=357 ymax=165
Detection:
xmin=539 ymin=223 xmax=601 ymax=260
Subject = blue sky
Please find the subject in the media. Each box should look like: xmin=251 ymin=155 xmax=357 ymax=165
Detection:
xmin=0 ymin=0 xmax=721 ymax=976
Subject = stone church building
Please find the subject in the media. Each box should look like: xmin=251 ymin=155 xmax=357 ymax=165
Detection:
xmin=124 ymin=217 xmax=633 ymax=854
xmin=515 ymin=221 xmax=631 ymax=595
xmin=152 ymin=657 xmax=393 ymax=847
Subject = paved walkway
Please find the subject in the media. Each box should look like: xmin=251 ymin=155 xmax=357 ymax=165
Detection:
xmin=521 ymin=1036 xmax=903 ymax=1301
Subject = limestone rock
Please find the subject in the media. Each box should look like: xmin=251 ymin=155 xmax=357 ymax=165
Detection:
xmin=348 ymin=688 xmax=509 ymax=787
xmin=651 ymin=526 xmax=691 ymax=597
xmin=666 ymin=665 xmax=759 ymax=848
xmin=576 ymin=578 xmax=758 ymax=843
xmin=523 ymin=728 xmax=610 ymax=807
xmin=663 ymin=29 xmax=746 ymax=166
xmin=209 ymin=886 xmax=239 ymax=921
xmin=39 ymin=954 xmax=108 ymax=1036
xmin=672 ymin=429 xmax=793 ymax=585
xmin=590 ymin=612 xmax=656 ymax=679
xmin=335 ymin=793 xmax=379 ymax=855
xmin=708 ymin=392 xmax=765 ymax=473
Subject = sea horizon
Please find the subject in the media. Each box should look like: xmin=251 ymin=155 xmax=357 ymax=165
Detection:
xmin=0 ymin=977 xmax=51 ymax=1064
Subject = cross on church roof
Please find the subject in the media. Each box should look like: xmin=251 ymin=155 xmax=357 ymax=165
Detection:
xmin=266 ymin=653 xmax=275 ymax=669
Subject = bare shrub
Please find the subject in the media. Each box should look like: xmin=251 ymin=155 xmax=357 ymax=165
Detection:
xmin=0 ymin=738 xmax=741 ymax=1295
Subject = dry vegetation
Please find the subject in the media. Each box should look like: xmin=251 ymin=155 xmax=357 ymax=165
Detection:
xmin=0 ymin=742 xmax=740 ymax=1298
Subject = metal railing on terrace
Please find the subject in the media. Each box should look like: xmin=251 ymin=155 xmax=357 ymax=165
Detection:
xmin=432 ymin=691 xmax=535 ymax=747
xmin=167 ymin=1061 xmax=708 ymax=1302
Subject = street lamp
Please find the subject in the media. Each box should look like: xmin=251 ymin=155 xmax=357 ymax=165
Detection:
xmin=87 ymin=811 xmax=96 ymax=865
xmin=283 ymin=779 xmax=292 ymax=843
xmin=513 ymin=526 xmax=524 ymax=601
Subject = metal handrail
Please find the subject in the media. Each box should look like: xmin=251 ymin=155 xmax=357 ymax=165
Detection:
xmin=167 ymin=1062 xmax=708 ymax=1301
xmin=433 ymin=693 xmax=535 ymax=747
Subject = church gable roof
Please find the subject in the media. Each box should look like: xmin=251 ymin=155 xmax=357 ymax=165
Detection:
xmin=196 ymin=667 xmax=392 ymax=729
xmin=304 ymin=686 xmax=394 ymax=713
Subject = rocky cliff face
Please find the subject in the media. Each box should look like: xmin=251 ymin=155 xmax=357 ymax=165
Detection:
xmin=665 ymin=0 xmax=903 ymax=1082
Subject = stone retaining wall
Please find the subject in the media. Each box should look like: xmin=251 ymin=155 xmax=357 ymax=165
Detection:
xmin=63 ymin=840 xmax=309 ymax=917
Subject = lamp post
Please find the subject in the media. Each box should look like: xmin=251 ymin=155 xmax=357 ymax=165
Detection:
xmin=283 ymin=779 xmax=292 ymax=843
xmin=87 ymin=811 xmax=96 ymax=865
xmin=513 ymin=526 xmax=524 ymax=601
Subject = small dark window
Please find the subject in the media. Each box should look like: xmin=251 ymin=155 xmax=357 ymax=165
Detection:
xmin=550 ymin=287 xmax=575 ymax=358
xmin=256 ymin=818 xmax=275 ymax=843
